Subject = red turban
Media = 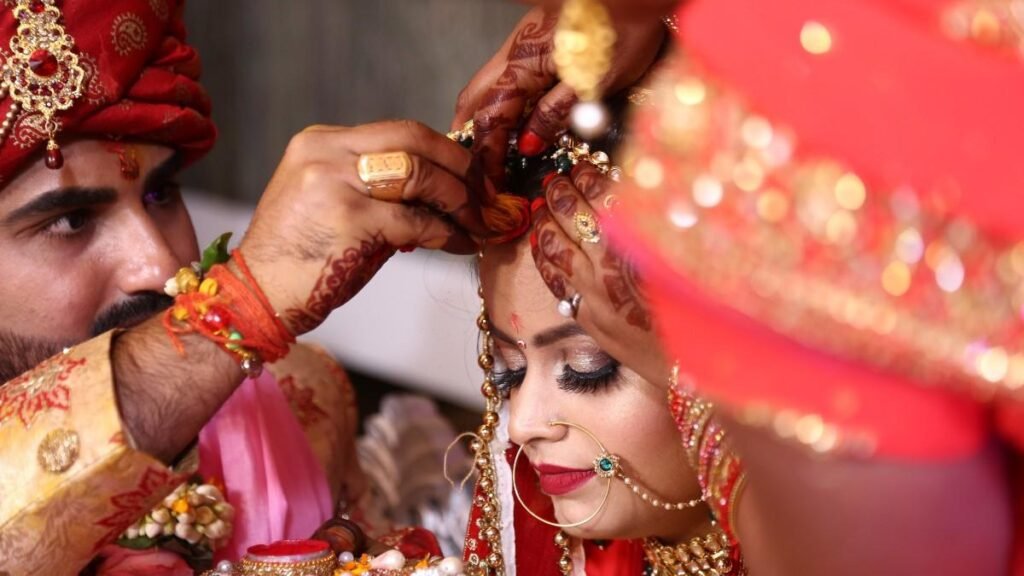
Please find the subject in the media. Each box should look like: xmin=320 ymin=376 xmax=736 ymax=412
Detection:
xmin=0 ymin=0 xmax=215 ymax=181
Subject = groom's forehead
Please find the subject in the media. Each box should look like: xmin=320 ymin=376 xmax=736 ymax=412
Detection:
xmin=0 ymin=142 xmax=179 ymax=220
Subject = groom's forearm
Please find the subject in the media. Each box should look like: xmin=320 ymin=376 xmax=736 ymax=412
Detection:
xmin=113 ymin=314 xmax=243 ymax=463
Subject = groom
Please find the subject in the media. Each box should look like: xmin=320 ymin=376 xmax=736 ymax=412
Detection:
xmin=0 ymin=0 xmax=485 ymax=573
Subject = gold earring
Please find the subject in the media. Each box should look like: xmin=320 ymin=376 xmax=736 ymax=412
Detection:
xmin=554 ymin=0 xmax=616 ymax=138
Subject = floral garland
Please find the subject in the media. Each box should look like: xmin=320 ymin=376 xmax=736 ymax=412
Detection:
xmin=334 ymin=549 xmax=465 ymax=576
xmin=113 ymin=475 xmax=235 ymax=571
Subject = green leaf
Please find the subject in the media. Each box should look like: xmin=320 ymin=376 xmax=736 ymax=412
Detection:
xmin=116 ymin=536 xmax=156 ymax=550
xmin=200 ymin=232 xmax=233 ymax=272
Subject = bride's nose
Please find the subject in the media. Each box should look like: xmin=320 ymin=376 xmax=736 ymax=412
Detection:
xmin=507 ymin=367 xmax=569 ymax=448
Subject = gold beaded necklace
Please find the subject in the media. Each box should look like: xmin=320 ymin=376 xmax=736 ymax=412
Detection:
xmin=643 ymin=528 xmax=739 ymax=576
xmin=551 ymin=527 xmax=740 ymax=576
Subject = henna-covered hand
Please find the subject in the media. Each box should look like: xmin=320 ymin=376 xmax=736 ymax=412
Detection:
xmin=283 ymin=234 xmax=394 ymax=334
xmin=530 ymin=163 xmax=666 ymax=384
xmin=452 ymin=6 xmax=668 ymax=192
xmin=239 ymin=121 xmax=486 ymax=336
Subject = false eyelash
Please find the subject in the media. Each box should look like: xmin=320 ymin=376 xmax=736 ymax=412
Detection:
xmin=492 ymin=368 xmax=526 ymax=397
xmin=557 ymin=360 xmax=621 ymax=394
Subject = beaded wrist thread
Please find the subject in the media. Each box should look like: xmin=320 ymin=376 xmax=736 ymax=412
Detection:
xmin=163 ymin=234 xmax=294 ymax=378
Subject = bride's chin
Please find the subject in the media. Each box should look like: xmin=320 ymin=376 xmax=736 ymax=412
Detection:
xmin=551 ymin=502 xmax=615 ymax=541
xmin=560 ymin=522 xmax=614 ymax=542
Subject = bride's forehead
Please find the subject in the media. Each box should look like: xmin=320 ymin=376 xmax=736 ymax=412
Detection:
xmin=481 ymin=242 xmax=559 ymax=314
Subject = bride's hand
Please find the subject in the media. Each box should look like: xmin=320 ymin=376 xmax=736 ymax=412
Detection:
xmin=530 ymin=163 xmax=669 ymax=385
xmin=451 ymin=6 xmax=666 ymax=195
xmin=239 ymin=121 xmax=486 ymax=336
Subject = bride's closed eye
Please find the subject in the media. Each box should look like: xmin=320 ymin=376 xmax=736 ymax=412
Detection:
xmin=557 ymin=359 xmax=620 ymax=393
xmin=493 ymin=366 xmax=526 ymax=397
xmin=493 ymin=358 xmax=622 ymax=397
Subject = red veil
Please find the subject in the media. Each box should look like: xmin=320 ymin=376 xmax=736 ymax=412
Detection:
xmin=608 ymin=0 xmax=1024 ymax=570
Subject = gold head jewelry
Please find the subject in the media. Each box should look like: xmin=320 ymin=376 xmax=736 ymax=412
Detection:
xmin=1 ymin=0 xmax=86 ymax=169
xmin=554 ymin=0 xmax=616 ymax=138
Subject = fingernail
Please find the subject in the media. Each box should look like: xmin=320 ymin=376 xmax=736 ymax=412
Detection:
xmin=529 ymin=230 xmax=538 ymax=251
xmin=398 ymin=244 xmax=416 ymax=253
xmin=542 ymin=172 xmax=559 ymax=189
xmin=530 ymin=197 xmax=547 ymax=216
xmin=518 ymin=130 xmax=545 ymax=157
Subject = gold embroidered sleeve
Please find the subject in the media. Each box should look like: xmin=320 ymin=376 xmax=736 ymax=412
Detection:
xmin=0 ymin=332 xmax=191 ymax=575
xmin=269 ymin=342 xmax=364 ymax=506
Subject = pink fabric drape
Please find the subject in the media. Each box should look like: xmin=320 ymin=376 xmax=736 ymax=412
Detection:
xmin=198 ymin=372 xmax=334 ymax=562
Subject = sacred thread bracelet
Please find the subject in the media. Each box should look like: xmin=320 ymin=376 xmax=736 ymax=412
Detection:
xmin=163 ymin=234 xmax=294 ymax=378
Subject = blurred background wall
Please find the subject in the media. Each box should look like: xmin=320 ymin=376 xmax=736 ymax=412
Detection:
xmin=182 ymin=0 xmax=528 ymax=201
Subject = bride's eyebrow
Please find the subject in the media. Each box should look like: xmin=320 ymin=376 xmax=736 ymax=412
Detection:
xmin=533 ymin=323 xmax=587 ymax=348
xmin=490 ymin=323 xmax=587 ymax=348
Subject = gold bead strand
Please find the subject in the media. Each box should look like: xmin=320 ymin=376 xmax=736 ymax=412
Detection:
xmin=466 ymin=275 xmax=507 ymax=576
xmin=554 ymin=530 xmax=573 ymax=576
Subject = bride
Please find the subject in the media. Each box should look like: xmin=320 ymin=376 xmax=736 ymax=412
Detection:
xmin=456 ymin=116 xmax=745 ymax=575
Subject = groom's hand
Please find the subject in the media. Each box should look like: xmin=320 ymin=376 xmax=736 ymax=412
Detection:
xmin=239 ymin=121 xmax=485 ymax=336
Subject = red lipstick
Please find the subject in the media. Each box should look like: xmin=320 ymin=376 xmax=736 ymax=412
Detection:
xmin=533 ymin=463 xmax=596 ymax=496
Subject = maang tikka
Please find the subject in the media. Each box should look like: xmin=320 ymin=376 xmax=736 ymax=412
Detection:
xmin=1 ymin=0 xmax=86 ymax=168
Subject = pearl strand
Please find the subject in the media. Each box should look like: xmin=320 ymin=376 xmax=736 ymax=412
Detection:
xmin=0 ymin=96 xmax=20 ymax=148
xmin=619 ymin=471 xmax=704 ymax=512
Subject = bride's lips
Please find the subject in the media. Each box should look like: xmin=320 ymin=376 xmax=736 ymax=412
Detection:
xmin=533 ymin=463 xmax=596 ymax=496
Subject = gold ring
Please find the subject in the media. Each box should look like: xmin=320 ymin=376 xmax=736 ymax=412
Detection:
xmin=357 ymin=151 xmax=412 ymax=203
xmin=573 ymin=211 xmax=601 ymax=244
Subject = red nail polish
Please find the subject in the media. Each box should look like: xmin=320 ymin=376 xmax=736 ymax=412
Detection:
xmin=542 ymin=172 xmax=559 ymax=189
xmin=529 ymin=230 xmax=538 ymax=250
xmin=398 ymin=244 xmax=416 ymax=253
xmin=518 ymin=130 xmax=545 ymax=157
xmin=530 ymin=197 xmax=547 ymax=216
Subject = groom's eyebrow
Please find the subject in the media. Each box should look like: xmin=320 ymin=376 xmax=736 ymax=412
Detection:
xmin=5 ymin=187 xmax=117 ymax=225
